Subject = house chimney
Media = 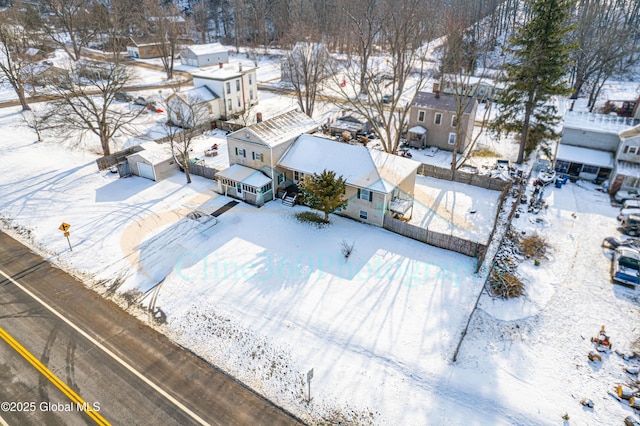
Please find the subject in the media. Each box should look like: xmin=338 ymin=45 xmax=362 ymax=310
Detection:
xmin=239 ymin=63 xmax=243 ymax=72
xmin=219 ymin=62 xmax=223 ymax=69
xmin=433 ymin=82 xmax=440 ymax=93
xmin=570 ymin=100 xmax=575 ymax=111
xmin=435 ymin=90 xmax=440 ymax=99
xmin=256 ymin=112 xmax=263 ymax=123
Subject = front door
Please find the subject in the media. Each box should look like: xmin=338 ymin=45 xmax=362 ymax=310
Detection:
xmin=237 ymin=183 xmax=243 ymax=199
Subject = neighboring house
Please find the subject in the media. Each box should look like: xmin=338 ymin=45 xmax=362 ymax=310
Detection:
xmin=21 ymin=62 xmax=67 ymax=89
xmin=191 ymin=62 xmax=258 ymax=120
xmin=218 ymin=109 xmax=319 ymax=205
xmin=126 ymin=37 xmax=164 ymax=59
xmin=407 ymin=91 xmax=478 ymax=151
xmin=610 ymin=125 xmax=640 ymax=192
xmin=277 ymin=135 xmax=420 ymax=226
xmin=126 ymin=142 xmax=177 ymax=181
xmin=280 ymin=42 xmax=332 ymax=83
xmin=440 ymin=76 xmax=503 ymax=103
xmin=165 ymin=86 xmax=219 ymax=128
xmin=329 ymin=113 xmax=371 ymax=139
xmin=180 ymin=43 xmax=229 ymax=67
xmin=555 ymin=111 xmax=638 ymax=182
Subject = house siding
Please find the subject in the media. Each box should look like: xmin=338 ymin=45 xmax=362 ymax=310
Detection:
xmin=561 ymin=128 xmax=619 ymax=152
xmin=407 ymin=102 xmax=477 ymax=152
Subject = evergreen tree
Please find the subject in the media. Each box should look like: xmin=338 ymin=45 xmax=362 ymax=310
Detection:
xmin=491 ymin=0 xmax=574 ymax=164
xmin=298 ymin=170 xmax=349 ymax=223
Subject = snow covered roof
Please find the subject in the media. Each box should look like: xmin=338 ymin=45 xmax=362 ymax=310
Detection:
xmin=556 ymin=144 xmax=614 ymax=168
xmin=129 ymin=142 xmax=173 ymax=165
xmin=171 ymin=86 xmax=218 ymax=104
xmin=184 ymin=43 xmax=227 ymax=56
xmin=277 ymin=134 xmax=420 ymax=193
xmin=216 ymin=164 xmax=271 ymax=187
xmin=191 ymin=61 xmax=256 ymax=80
xmin=616 ymin=161 xmax=640 ymax=178
xmin=232 ymin=110 xmax=319 ymax=148
xmin=409 ymin=126 xmax=427 ymax=134
xmin=563 ymin=111 xmax=640 ymax=134
xmin=412 ymin=92 xmax=476 ymax=114
xmin=620 ymin=124 xmax=640 ymax=140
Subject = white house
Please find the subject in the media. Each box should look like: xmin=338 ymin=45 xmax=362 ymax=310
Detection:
xmin=191 ymin=62 xmax=258 ymax=120
xmin=180 ymin=43 xmax=229 ymax=68
xmin=277 ymin=135 xmax=420 ymax=226
xmin=165 ymin=86 xmax=219 ymax=128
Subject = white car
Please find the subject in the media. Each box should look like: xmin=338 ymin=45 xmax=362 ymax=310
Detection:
xmin=622 ymin=199 xmax=640 ymax=210
xmin=615 ymin=190 xmax=640 ymax=203
xmin=618 ymin=208 xmax=640 ymax=222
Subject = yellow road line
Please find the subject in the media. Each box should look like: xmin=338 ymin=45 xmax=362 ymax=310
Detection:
xmin=0 ymin=326 xmax=110 ymax=426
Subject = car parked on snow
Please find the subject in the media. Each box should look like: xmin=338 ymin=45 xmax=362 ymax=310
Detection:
xmin=621 ymin=214 xmax=640 ymax=236
xmin=618 ymin=208 xmax=640 ymax=222
xmin=615 ymin=190 xmax=640 ymax=203
xmin=612 ymin=246 xmax=640 ymax=287
xmin=622 ymin=199 xmax=640 ymax=210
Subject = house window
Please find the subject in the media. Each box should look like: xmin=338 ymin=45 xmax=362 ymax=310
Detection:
xmin=261 ymin=183 xmax=272 ymax=193
xmin=582 ymin=165 xmax=598 ymax=174
xmin=277 ymin=174 xmax=285 ymax=184
xmin=252 ymin=152 xmax=264 ymax=161
xmin=235 ymin=147 xmax=246 ymax=157
xmin=226 ymin=82 xmax=231 ymax=94
xmin=418 ymin=111 xmax=425 ymax=122
xmin=434 ymin=113 xmax=442 ymax=125
xmin=358 ymin=188 xmax=373 ymax=202
xmin=359 ymin=210 xmax=368 ymax=220
xmin=249 ymin=90 xmax=254 ymax=100
xmin=448 ymin=132 xmax=456 ymax=145
xmin=236 ymin=79 xmax=241 ymax=91
xmin=630 ymin=146 xmax=638 ymax=155
xmin=451 ymin=115 xmax=457 ymax=127
xmin=237 ymin=98 xmax=241 ymax=107
xmin=207 ymin=104 xmax=213 ymax=114
xmin=294 ymin=171 xmax=304 ymax=181
xmin=227 ymin=99 xmax=232 ymax=111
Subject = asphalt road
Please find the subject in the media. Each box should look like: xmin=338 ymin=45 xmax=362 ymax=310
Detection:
xmin=0 ymin=231 xmax=302 ymax=426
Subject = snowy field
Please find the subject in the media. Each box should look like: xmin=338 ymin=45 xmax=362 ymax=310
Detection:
xmin=1 ymin=47 xmax=640 ymax=424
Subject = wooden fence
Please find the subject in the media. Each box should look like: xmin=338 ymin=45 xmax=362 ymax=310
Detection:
xmin=418 ymin=163 xmax=511 ymax=192
xmin=382 ymin=215 xmax=487 ymax=258
xmin=187 ymin=162 xmax=216 ymax=180
xmin=95 ymin=146 xmax=143 ymax=170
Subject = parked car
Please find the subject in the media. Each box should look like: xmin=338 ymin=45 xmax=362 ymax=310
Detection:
xmin=602 ymin=236 xmax=640 ymax=250
xmin=622 ymin=199 xmax=640 ymax=210
xmin=621 ymin=214 xmax=640 ymax=236
xmin=612 ymin=246 xmax=640 ymax=286
xmin=618 ymin=208 xmax=640 ymax=221
xmin=496 ymin=159 xmax=511 ymax=171
xmin=615 ymin=190 xmax=640 ymax=203
xmin=115 ymin=92 xmax=133 ymax=102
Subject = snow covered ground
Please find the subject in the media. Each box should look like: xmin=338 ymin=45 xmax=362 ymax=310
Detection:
xmin=2 ymin=47 xmax=640 ymax=425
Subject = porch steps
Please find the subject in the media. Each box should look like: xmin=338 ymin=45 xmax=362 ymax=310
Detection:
xmin=282 ymin=195 xmax=296 ymax=207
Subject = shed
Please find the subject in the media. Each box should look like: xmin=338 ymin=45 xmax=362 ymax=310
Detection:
xmin=126 ymin=142 xmax=177 ymax=181
xmin=180 ymin=43 xmax=229 ymax=67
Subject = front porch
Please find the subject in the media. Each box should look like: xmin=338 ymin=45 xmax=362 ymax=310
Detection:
xmin=215 ymin=164 xmax=273 ymax=206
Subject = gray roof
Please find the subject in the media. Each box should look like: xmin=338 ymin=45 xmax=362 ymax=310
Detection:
xmin=412 ymin=91 xmax=476 ymax=114
xmin=230 ymin=110 xmax=319 ymax=148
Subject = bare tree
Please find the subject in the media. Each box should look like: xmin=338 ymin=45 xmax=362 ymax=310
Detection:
xmin=142 ymin=0 xmax=184 ymax=80
xmin=0 ymin=8 xmax=34 ymax=111
xmin=162 ymin=94 xmax=212 ymax=184
xmin=39 ymin=0 xmax=101 ymax=61
xmin=328 ymin=0 xmax=435 ymax=154
xmin=44 ymin=62 xmax=146 ymax=156
xmin=284 ymin=42 xmax=330 ymax=117
xmin=21 ymin=107 xmax=58 ymax=141
xmin=437 ymin=5 xmax=499 ymax=170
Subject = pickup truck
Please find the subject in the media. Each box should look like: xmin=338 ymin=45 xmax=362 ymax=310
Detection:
xmin=612 ymin=247 xmax=640 ymax=287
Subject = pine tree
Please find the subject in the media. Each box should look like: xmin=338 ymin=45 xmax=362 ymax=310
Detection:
xmin=298 ymin=169 xmax=349 ymax=223
xmin=491 ymin=0 xmax=575 ymax=164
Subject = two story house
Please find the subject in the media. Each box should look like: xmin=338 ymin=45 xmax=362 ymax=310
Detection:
xmin=216 ymin=110 xmax=319 ymax=205
xmin=406 ymin=91 xmax=478 ymax=151
xmin=277 ymin=134 xmax=420 ymax=226
xmin=191 ymin=62 xmax=258 ymax=120
xmin=165 ymin=86 xmax=219 ymax=128
xmin=610 ymin=125 xmax=640 ymax=192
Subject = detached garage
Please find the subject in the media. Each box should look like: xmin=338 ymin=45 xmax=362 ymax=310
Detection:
xmin=126 ymin=142 xmax=177 ymax=181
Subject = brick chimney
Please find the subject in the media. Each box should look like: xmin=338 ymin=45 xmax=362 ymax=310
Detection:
xmin=219 ymin=62 xmax=223 ymax=69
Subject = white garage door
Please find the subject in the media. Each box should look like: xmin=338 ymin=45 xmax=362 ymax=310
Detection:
xmin=137 ymin=162 xmax=155 ymax=180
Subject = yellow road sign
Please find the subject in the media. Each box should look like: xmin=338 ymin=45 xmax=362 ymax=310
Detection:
xmin=59 ymin=222 xmax=70 ymax=232
xmin=63 ymin=231 xmax=70 ymax=237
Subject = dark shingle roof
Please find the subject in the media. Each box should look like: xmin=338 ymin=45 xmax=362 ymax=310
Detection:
xmin=412 ymin=91 xmax=476 ymax=114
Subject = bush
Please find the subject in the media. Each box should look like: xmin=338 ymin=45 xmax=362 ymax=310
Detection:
xmin=520 ymin=234 xmax=548 ymax=259
xmin=489 ymin=269 xmax=524 ymax=298
xmin=295 ymin=211 xmax=328 ymax=227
